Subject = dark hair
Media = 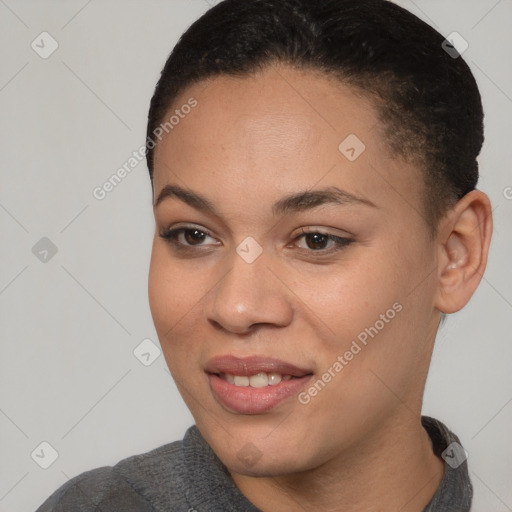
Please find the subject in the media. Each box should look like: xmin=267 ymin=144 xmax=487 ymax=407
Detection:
xmin=146 ymin=0 xmax=483 ymax=231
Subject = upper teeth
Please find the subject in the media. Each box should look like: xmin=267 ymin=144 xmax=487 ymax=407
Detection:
xmin=223 ymin=373 xmax=293 ymax=387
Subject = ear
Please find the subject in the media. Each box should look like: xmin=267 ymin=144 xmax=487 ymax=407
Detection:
xmin=434 ymin=190 xmax=493 ymax=314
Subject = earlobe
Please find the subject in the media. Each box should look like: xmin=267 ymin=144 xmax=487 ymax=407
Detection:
xmin=435 ymin=190 xmax=493 ymax=314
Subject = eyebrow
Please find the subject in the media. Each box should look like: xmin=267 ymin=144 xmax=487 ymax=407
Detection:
xmin=154 ymin=184 xmax=377 ymax=215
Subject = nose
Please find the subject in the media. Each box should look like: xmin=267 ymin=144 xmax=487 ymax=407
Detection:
xmin=204 ymin=250 xmax=294 ymax=334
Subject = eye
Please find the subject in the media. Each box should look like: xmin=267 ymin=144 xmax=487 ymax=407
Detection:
xmin=293 ymin=229 xmax=353 ymax=253
xmin=159 ymin=226 xmax=218 ymax=248
xmin=159 ymin=225 xmax=353 ymax=255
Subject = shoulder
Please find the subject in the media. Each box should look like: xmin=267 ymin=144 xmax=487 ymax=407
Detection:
xmin=36 ymin=439 xmax=186 ymax=511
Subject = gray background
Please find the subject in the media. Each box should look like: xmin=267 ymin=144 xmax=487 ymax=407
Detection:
xmin=0 ymin=1 xmax=510 ymax=510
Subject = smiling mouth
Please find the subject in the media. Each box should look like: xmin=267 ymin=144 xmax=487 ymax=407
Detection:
xmin=217 ymin=372 xmax=299 ymax=387
xmin=204 ymin=354 xmax=313 ymax=382
xmin=204 ymin=355 xmax=314 ymax=414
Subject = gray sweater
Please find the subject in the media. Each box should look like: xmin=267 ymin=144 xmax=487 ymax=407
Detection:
xmin=36 ymin=416 xmax=472 ymax=511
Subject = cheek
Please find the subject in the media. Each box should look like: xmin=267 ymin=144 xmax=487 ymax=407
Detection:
xmin=148 ymin=244 xmax=174 ymax=333
xmin=148 ymin=241 xmax=216 ymax=379
xmin=148 ymin=243 xmax=195 ymax=349
xmin=290 ymin=249 xmax=402 ymax=342
xmin=294 ymin=241 xmax=431 ymax=395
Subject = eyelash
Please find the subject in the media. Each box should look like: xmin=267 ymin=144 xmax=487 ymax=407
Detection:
xmin=159 ymin=226 xmax=353 ymax=255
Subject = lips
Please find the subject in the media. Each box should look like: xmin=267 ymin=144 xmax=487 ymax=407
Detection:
xmin=205 ymin=355 xmax=313 ymax=414
xmin=204 ymin=355 xmax=312 ymax=377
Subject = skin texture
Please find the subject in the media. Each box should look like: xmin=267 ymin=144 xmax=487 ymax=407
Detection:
xmin=148 ymin=64 xmax=492 ymax=511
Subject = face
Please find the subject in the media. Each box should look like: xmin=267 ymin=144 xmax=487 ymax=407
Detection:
xmin=148 ymin=65 xmax=441 ymax=476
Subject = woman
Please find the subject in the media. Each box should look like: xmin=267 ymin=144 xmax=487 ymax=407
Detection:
xmin=37 ymin=0 xmax=492 ymax=510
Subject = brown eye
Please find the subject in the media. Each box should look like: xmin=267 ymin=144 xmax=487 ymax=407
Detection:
xmin=294 ymin=230 xmax=353 ymax=253
xmin=159 ymin=226 xmax=218 ymax=249
xmin=304 ymin=233 xmax=329 ymax=250
xmin=183 ymin=229 xmax=207 ymax=245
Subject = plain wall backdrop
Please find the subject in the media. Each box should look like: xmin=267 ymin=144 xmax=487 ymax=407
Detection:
xmin=0 ymin=1 xmax=511 ymax=510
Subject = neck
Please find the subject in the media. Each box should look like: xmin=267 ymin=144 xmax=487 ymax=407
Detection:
xmin=230 ymin=413 xmax=445 ymax=512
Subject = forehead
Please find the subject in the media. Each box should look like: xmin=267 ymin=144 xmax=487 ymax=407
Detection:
xmin=152 ymin=65 xmax=424 ymax=224
xmin=155 ymin=65 xmax=376 ymax=163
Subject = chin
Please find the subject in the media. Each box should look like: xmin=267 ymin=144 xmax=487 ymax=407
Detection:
xmin=223 ymin=450 xmax=310 ymax=478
